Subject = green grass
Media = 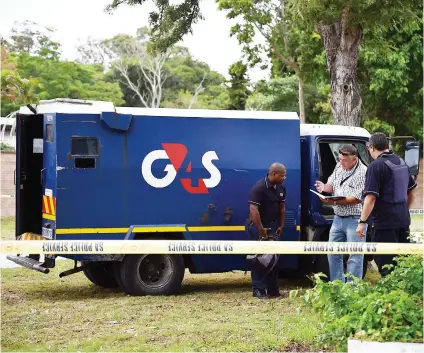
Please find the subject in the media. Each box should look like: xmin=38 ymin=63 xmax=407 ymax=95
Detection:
xmin=1 ymin=217 xmax=15 ymax=240
xmin=410 ymin=214 xmax=424 ymax=232
xmin=1 ymin=214 xmax=422 ymax=351
xmin=1 ymin=263 xmax=320 ymax=352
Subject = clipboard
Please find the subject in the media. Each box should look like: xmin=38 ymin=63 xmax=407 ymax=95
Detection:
xmin=309 ymin=189 xmax=346 ymax=201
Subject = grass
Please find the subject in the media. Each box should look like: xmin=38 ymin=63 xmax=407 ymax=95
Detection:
xmin=1 ymin=263 xmax=320 ymax=352
xmin=1 ymin=215 xmax=422 ymax=351
xmin=1 ymin=217 xmax=15 ymax=240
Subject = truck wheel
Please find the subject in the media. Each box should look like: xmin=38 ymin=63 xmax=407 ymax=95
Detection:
xmin=119 ymin=254 xmax=185 ymax=296
xmin=82 ymin=262 xmax=119 ymax=289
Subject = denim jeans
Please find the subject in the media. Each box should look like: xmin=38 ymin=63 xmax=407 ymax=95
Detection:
xmin=245 ymin=220 xmax=280 ymax=294
xmin=328 ymin=215 xmax=365 ymax=282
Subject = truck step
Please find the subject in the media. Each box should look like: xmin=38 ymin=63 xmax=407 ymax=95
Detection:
xmin=6 ymin=255 xmax=50 ymax=274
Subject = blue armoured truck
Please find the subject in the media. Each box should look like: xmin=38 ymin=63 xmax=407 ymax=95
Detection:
xmin=7 ymin=99 xmax=420 ymax=295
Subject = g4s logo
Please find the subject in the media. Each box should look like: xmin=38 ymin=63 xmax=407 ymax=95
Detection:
xmin=141 ymin=143 xmax=221 ymax=194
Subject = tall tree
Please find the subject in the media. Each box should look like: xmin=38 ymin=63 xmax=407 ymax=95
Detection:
xmin=227 ymin=61 xmax=250 ymax=110
xmin=290 ymin=0 xmax=420 ymax=126
xmin=78 ymin=28 xmax=170 ymax=108
xmin=6 ymin=20 xmax=61 ymax=60
xmin=217 ymin=0 xmax=324 ymax=122
xmin=1 ymin=46 xmax=39 ymax=115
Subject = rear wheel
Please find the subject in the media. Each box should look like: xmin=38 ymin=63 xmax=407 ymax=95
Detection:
xmin=118 ymin=254 xmax=185 ymax=296
xmin=82 ymin=261 xmax=119 ymax=288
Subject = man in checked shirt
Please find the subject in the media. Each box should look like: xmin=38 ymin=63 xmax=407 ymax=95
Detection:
xmin=315 ymin=145 xmax=367 ymax=282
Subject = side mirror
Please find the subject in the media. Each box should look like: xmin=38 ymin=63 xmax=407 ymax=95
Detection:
xmin=404 ymin=141 xmax=420 ymax=177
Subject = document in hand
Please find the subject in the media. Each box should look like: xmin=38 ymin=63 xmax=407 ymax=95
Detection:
xmin=309 ymin=189 xmax=346 ymax=201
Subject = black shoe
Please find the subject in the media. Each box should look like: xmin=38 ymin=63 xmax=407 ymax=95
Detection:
xmin=253 ymin=289 xmax=267 ymax=299
xmin=267 ymin=291 xmax=288 ymax=299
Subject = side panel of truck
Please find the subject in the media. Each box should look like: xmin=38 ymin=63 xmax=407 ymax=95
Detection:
xmin=53 ymin=112 xmax=301 ymax=272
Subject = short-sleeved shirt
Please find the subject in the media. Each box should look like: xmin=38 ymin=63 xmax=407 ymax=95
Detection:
xmin=327 ymin=160 xmax=367 ymax=216
xmin=248 ymin=175 xmax=286 ymax=227
xmin=363 ymin=151 xmax=417 ymax=229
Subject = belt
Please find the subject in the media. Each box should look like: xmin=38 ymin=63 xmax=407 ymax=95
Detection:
xmin=335 ymin=214 xmax=360 ymax=218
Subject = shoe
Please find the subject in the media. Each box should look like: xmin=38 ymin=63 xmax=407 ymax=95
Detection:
xmin=252 ymin=289 xmax=267 ymax=299
xmin=267 ymin=291 xmax=288 ymax=299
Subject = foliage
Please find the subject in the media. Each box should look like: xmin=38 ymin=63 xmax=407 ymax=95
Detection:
xmin=227 ymin=61 xmax=250 ymax=110
xmin=217 ymin=0 xmax=325 ymax=121
xmin=1 ymin=46 xmax=39 ymax=115
xmin=14 ymin=53 xmax=125 ymax=107
xmin=363 ymin=119 xmax=395 ymax=137
xmin=106 ymin=0 xmax=202 ymax=54
xmin=0 ymin=143 xmax=15 ymax=152
xmin=302 ymin=255 xmax=424 ymax=351
xmin=7 ymin=20 xmax=61 ymax=60
xmin=246 ymin=76 xmax=331 ymax=124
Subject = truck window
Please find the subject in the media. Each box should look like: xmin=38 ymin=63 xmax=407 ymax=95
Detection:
xmin=71 ymin=137 xmax=99 ymax=156
xmin=46 ymin=124 xmax=54 ymax=142
xmin=71 ymin=137 xmax=98 ymax=169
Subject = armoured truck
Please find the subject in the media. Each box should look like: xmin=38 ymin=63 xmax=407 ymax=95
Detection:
xmin=7 ymin=99 xmax=420 ymax=295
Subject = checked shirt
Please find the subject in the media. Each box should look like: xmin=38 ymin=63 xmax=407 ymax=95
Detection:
xmin=327 ymin=161 xmax=367 ymax=217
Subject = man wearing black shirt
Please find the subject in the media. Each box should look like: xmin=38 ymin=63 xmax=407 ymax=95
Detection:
xmin=357 ymin=132 xmax=417 ymax=277
xmin=246 ymin=163 xmax=287 ymax=299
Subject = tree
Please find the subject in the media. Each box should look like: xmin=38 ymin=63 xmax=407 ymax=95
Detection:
xmin=227 ymin=61 xmax=250 ymax=110
xmin=6 ymin=20 xmax=61 ymax=60
xmin=1 ymin=46 xmax=39 ymax=116
xmin=78 ymin=28 xmax=170 ymax=108
xmin=290 ymin=0 xmax=420 ymax=126
xmin=246 ymin=75 xmax=332 ymax=124
xmin=105 ymin=0 xmax=203 ymax=53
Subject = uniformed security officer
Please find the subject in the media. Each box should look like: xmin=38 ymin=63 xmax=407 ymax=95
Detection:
xmin=245 ymin=162 xmax=287 ymax=299
xmin=357 ymin=132 xmax=418 ymax=277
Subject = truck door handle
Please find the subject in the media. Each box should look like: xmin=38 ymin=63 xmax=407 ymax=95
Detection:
xmin=41 ymin=168 xmax=45 ymax=185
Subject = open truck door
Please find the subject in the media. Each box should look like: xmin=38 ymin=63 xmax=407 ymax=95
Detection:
xmin=388 ymin=136 xmax=421 ymax=180
xmin=7 ymin=107 xmax=55 ymax=273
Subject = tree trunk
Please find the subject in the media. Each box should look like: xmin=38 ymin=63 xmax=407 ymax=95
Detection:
xmin=318 ymin=14 xmax=363 ymax=126
xmin=298 ymin=78 xmax=306 ymax=124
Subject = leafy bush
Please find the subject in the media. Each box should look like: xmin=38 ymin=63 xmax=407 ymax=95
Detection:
xmin=302 ymin=255 xmax=423 ymax=351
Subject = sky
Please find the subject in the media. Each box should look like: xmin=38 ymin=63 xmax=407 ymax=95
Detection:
xmin=0 ymin=0 xmax=269 ymax=82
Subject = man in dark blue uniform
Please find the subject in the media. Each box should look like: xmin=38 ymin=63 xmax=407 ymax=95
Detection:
xmin=246 ymin=163 xmax=287 ymax=299
xmin=356 ymin=132 xmax=417 ymax=277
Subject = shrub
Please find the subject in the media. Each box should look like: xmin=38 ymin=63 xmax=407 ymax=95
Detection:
xmin=302 ymin=255 xmax=423 ymax=351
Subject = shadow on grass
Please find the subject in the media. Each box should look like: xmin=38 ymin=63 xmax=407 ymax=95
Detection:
xmin=13 ymin=275 xmax=314 ymax=302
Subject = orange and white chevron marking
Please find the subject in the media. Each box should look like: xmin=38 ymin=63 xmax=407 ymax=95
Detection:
xmin=42 ymin=195 xmax=56 ymax=221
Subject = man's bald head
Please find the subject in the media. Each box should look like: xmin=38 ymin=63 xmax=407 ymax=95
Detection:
xmin=268 ymin=162 xmax=286 ymax=185
xmin=269 ymin=163 xmax=286 ymax=174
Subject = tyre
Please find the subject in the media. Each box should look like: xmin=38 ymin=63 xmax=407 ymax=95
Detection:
xmin=118 ymin=254 xmax=185 ymax=296
xmin=82 ymin=261 xmax=119 ymax=288
xmin=113 ymin=261 xmax=129 ymax=293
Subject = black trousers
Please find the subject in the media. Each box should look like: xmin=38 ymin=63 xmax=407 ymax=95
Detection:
xmin=371 ymin=228 xmax=410 ymax=277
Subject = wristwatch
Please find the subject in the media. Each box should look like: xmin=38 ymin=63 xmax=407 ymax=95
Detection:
xmin=359 ymin=219 xmax=367 ymax=224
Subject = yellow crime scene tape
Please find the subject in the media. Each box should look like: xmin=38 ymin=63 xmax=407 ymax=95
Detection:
xmin=0 ymin=239 xmax=422 ymax=255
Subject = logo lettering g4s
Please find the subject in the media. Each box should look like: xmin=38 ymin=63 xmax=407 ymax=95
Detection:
xmin=141 ymin=143 xmax=221 ymax=194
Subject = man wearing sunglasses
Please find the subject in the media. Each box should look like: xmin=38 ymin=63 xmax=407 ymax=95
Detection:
xmin=357 ymin=132 xmax=417 ymax=277
xmin=315 ymin=145 xmax=367 ymax=282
